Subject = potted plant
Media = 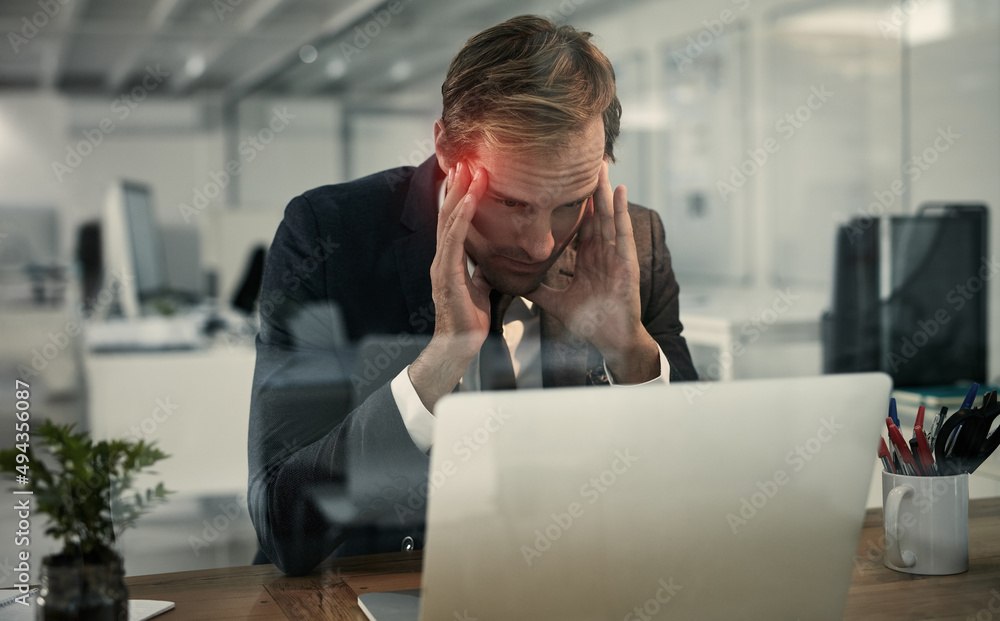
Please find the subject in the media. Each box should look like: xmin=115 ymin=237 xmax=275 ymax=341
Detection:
xmin=0 ymin=420 xmax=169 ymax=620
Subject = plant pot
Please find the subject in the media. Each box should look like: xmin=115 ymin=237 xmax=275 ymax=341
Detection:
xmin=38 ymin=552 xmax=128 ymax=620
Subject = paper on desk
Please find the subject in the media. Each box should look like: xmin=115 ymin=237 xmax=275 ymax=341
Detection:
xmin=130 ymin=599 xmax=175 ymax=620
xmin=0 ymin=591 xmax=173 ymax=621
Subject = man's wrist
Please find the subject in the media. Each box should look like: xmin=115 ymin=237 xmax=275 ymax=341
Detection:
xmin=408 ymin=334 xmax=479 ymax=412
xmin=391 ymin=367 xmax=436 ymax=453
xmin=601 ymin=334 xmax=660 ymax=385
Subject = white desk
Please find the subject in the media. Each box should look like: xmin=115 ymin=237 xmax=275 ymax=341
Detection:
xmin=83 ymin=341 xmax=257 ymax=497
xmin=0 ymin=304 xmax=81 ymax=396
xmin=679 ymin=285 xmax=829 ymax=380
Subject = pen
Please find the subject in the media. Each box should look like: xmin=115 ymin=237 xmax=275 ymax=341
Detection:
xmin=889 ymin=398 xmax=899 ymax=428
xmin=961 ymin=382 xmax=980 ymax=411
xmin=945 ymin=427 xmax=960 ymax=457
xmin=909 ymin=438 xmax=926 ymax=475
xmin=929 ymin=406 xmax=948 ymax=447
xmin=913 ymin=424 xmax=937 ymax=475
xmin=887 ymin=417 xmax=919 ymax=476
xmin=914 ymin=405 xmax=925 ymax=441
xmin=0 ymin=587 xmax=39 ymax=609
xmin=889 ymin=436 xmax=903 ymax=473
xmin=878 ymin=437 xmax=895 ymax=473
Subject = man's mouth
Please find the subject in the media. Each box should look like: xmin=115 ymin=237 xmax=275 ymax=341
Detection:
xmin=495 ymin=255 xmax=544 ymax=273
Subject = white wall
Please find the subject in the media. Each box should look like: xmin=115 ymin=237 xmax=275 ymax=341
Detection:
xmin=0 ymin=94 xmax=76 ymax=258
xmin=907 ymin=22 xmax=1000 ymax=381
xmin=347 ymin=110 xmax=438 ymax=180
xmin=234 ymin=97 xmax=344 ymax=210
xmin=0 ymin=93 xmax=345 ymax=304
xmin=0 ymin=93 xmax=226 ymax=263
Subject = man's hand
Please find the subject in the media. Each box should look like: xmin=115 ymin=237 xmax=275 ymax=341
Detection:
xmin=525 ymin=161 xmax=659 ymax=384
xmin=409 ymin=161 xmax=491 ymax=411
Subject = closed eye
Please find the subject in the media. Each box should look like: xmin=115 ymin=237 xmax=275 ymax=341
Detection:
xmin=554 ymin=199 xmax=588 ymax=213
xmin=492 ymin=196 xmax=588 ymax=209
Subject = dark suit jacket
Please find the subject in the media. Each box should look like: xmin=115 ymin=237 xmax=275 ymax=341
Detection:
xmin=248 ymin=155 xmax=696 ymax=575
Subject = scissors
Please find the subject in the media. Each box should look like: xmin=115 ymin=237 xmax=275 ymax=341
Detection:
xmin=934 ymin=390 xmax=1000 ymax=475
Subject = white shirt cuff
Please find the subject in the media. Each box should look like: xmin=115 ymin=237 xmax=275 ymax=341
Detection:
xmin=604 ymin=344 xmax=671 ymax=386
xmin=390 ymin=365 xmax=436 ymax=453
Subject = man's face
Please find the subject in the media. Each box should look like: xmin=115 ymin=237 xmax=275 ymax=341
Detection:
xmin=461 ymin=116 xmax=606 ymax=296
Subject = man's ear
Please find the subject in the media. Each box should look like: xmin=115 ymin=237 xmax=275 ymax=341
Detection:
xmin=433 ymin=120 xmax=453 ymax=174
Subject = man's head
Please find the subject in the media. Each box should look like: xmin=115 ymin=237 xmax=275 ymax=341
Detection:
xmin=434 ymin=15 xmax=622 ymax=296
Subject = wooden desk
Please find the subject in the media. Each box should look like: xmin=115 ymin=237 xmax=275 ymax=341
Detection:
xmin=126 ymin=497 xmax=1000 ymax=620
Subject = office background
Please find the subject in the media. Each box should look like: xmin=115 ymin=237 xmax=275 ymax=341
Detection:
xmin=0 ymin=0 xmax=998 ymax=579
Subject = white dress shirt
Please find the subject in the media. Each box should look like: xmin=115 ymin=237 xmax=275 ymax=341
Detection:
xmin=389 ymin=182 xmax=671 ymax=453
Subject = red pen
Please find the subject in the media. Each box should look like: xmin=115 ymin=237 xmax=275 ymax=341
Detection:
xmin=887 ymin=417 xmax=919 ymax=476
xmin=910 ymin=438 xmax=926 ymax=475
xmin=878 ymin=437 xmax=895 ymax=473
xmin=914 ymin=405 xmax=926 ymax=440
xmin=913 ymin=424 xmax=937 ymax=475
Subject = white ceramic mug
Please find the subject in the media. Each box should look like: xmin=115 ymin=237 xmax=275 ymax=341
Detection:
xmin=881 ymin=470 xmax=968 ymax=575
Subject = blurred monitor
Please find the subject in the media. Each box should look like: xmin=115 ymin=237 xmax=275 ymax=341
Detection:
xmin=0 ymin=206 xmax=60 ymax=269
xmin=823 ymin=216 xmax=881 ymax=374
xmin=102 ymin=180 xmax=168 ymax=318
xmin=824 ymin=203 xmax=988 ymax=387
xmin=0 ymin=206 xmax=63 ymax=305
xmin=884 ymin=204 xmax=988 ymax=386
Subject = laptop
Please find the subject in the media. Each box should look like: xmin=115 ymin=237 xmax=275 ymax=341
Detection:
xmin=359 ymin=373 xmax=891 ymax=620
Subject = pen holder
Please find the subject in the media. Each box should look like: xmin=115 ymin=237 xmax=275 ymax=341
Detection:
xmin=881 ymin=471 xmax=969 ymax=575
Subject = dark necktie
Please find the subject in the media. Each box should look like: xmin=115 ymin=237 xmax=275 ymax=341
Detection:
xmin=479 ymin=289 xmax=517 ymax=390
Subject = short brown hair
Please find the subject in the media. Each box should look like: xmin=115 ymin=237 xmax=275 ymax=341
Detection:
xmin=439 ymin=15 xmax=621 ymax=163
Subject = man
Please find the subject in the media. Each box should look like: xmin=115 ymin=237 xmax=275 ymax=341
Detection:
xmin=248 ymin=15 xmax=697 ymax=576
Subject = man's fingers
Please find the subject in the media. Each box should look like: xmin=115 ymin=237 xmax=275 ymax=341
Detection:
xmin=594 ymin=160 xmax=615 ymax=244
xmin=437 ymin=199 xmax=472 ymax=275
xmin=613 ymin=184 xmax=637 ymax=262
xmin=577 ymin=196 xmax=595 ymax=242
xmin=470 ymin=264 xmax=490 ymax=295
xmin=523 ymin=282 xmax=560 ymax=311
xmin=437 ymin=161 xmax=470 ymax=239
xmin=437 ymin=168 xmax=485 ymax=275
xmin=437 ymin=161 xmax=467 ymax=239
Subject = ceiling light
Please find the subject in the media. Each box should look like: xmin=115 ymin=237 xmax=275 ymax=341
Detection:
xmin=185 ymin=55 xmax=206 ymax=78
xmin=905 ymin=0 xmax=953 ymax=46
xmin=326 ymin=58 xmax=347 ymax=79
xmin=389 ymin=61 xmax=412 ymax=82
xmin=299 ymin=45 xmax=318 ymax=64
xmin=778 ymin=7 xmax=886 ymax=36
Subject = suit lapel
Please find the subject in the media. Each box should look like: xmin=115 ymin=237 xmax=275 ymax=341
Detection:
xmin=539 ymin=241 xmax=592 ymax=388
xmin=394 ymin=157 xmax=443 ymax=323
xmin=392 ymin=229 xmax=436 ymax=321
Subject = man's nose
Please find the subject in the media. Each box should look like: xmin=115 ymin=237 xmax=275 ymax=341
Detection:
xmin=517 ymin=216 xmax=555 ymax=262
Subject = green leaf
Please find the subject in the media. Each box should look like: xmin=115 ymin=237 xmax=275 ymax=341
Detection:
xmin=0 ymin=419 xmax=171 ymax=553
